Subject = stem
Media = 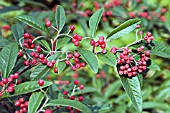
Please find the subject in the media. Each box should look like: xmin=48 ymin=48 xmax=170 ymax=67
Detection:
xmin=19 ymin=37 xmax=24 ymax=48
xmin=71 ymin=85 xmax=77 ymax=96
xmin=32 ymin=36 xmax=46 ymax=43
xmin=136 ymin=29 xmax=139 ymax=42
xmin=92 ymin=46 xmax=95 ymax=53
xmin=83 ymin=37 xmax=91 ymax=40
xmin=51 ymin=25 xmax=58 ymax=32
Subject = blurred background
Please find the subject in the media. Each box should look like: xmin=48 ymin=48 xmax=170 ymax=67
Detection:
xmin=0 ymin=0 xmax=170 ymax=113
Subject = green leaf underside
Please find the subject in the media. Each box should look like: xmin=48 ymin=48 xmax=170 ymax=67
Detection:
xmin=38 ymin=40 xmax=51 ymax=51
xmin=78 ymin=49 xmax=98 ymax=74
xmin=55 ymin=5 xmax=66 ymax=32
xmin=30 ymin=64 xmax=50 ymax=80
xmin=0 ymin=43 xmax=18 ymax=78
xmin=11 ymin=24 xmax=24 ymax=44
xmin=58 ymin=61 xmax=66 ymax=74
xmin=56 ymin=37 xmax=71 ymax=49
xmin=0 ymin=35 xmax=9 ymax=48
xmin=15 ymin=15 xmax=49 ymax=34
xmin=89 ymin=8 xmax=104 ymax=38
xmin=46 ymin=99 xmax=92 ymax=113
xmin=0 ymin=81 xmax=52 ymax=99
xmin=120 ymin=76 xmax=142 ymax=113
xmin=47 ymin=52 xmax=62 ymax=61
xmin=148 ymin=60 xmax=160 ymax=71
xmin=30 ymin=53 xmax=61 ymax=80
xmin=97 ymin=52 xmax=116 ymax=66
xmin=151 ymin=41 xmax=170 ymax=59
xmin=107 ymin=19 xmax=141 ymax=41
xmin=28 ymin=91 xmax=44 ymax=113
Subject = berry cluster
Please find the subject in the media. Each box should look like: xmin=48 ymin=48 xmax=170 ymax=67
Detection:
xmin=114 ymin=46 xmax=150 ymax=78
xmin=90 ymin=36 xmax=107 ymax=54
xmin=114 ymin=46 xmax=151 ymax=78
xmin=62 ymin=80 xmax=84 ymax=113
xmin=66 ymin=52 xmax=86 ymax=71
xmin=14 ymin=98 xmax=29 ymax=113
xmin=129 ymin=6 xmax=166 ymax=22
xmin=144 ymin=32 xmax=154 ymax=43
xmin=0 ymin=72 xmax=19 ymax=97
xmin=23 ymin=33 xmax=35 ymax=49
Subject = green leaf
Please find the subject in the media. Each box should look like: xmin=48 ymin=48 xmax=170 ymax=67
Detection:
xmin=28 ymin=91 xmax=44 ymax=113
xmin=0 ymin=81 xmax=52 ymax=99
xmin=107 ymin=19 xmax=141 ymax=41
xmin=30 ymin=64 xmax=50 ymax=80
xmin=120 ymin=76 xmax=142 ymax=113
xmin=151 ymin=41 xmax=170 ymax=59
xmin=0 ymin=35 xmax=9 ymax=48
xmin=56 ymin=37 xmax=71 ymax=49
xmin=47 ymin=52 xmax=61 ymax=61
xmin=11 ymin=24 xmax=24 ymax=44
xmin=38 ymin=40 xmax=51 ymax=51
xmin=0 ymin=43 xmax=18 ymax=78
xmin=89 ymin=8 xmax=104 ymax=38
xmin=97 ymin=52 xmax=116 ymax=66
xmin=143 ymin=102 xmax=170 ymax=111
xmin=78 ymin=49 xmax=98 ymax=74
xmin=148 ymin=60 xmax=160 ymax=71
xmin=58 ymin=61 xmax=66 ymax=74
xmin=55 ymin=5 xmax=66 ymax=32
xmin=15 ymin=15 xmax=49 ymax=34
xmin=46 ymin=99 xmax=92 ymax=113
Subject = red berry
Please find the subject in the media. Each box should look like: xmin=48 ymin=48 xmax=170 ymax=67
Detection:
xmin=67 ymin=54 xmax=73 ymax=59
xmin=66 ymin=106 xmax=72 ymax=111
xmin=73 ymin=34 xmax=79 ymax=39
xmin=79 ymin=84 xmax=84 ymax=90
xmin=136 ymin=24 xmax=140 ymax=29
xmin=78 ymin=96 xmax=83 ymax=102
xmin=34 ymin=53 xmax=39 ymax=58
xmin=24 ymin=33 xmax=30 ymax=39
xmin=22 ymin=107 xmax=27 ymax=112
xmin=19 ymin=98 xmax=25 ymax=103
xmin=39 ymin=54 xmax=45 ymax=59
xmin=2 ymin=78 xmax=8 ymax=84
xmin=72 ymin=66 xmax=76 ymax=71
xmin=15 ymin=100 xmax=21 ymax=107
xmin=63 ymin=90 xmax=68 ymax=95
xmin=38 ymin=80 xmax=44 ymax=86
xmin=144 ymin=50 xmax=150 ymax=56
xmin=102 ymin=49 xmax=107 ymax=54
xmin=0 ymin=82 xmax=4 ymax=86
xmin=54 ymin=67 xmax=58 ymax=73
xmin=14 ymin=73 xmax=19 ymax=79
xmin=31 ymin=58 xmax=37 ymax=65
xmin=74 ymin=80 xmax=79 ymax=85
xmin=42 ymin=58 xmax=48 ymax=64
xmin=77 ymin=36 xmax=82 ymax=41
xmin=70 ymin=96 xmax=75 ymax=100
xmin=74 ymin=58 xmax=79 ymax=63
xmin=74 ymin=52 xmax=80 ymax=58
xmin=70 ymin=25 xmax=75 ymax=32
xmin=74 ymin=41 xmax=80 ymax=46
xmin=18 ymin=51 xmax=22 ymax=57
xmin=24 ymin=60 xmax=30 ymax=66
xmin=20 ymin=103 xmax=25 ymax=108
xmin=51 ymin=60 xmax=56 ymax=64
xmin=90 ymin=40 xmax=95 ymax=46
xmin=44 ymin=109 xmax=52 ymax=113
xmin=46 ymin=21 xmax=52 ymax=27
xmin=30 ymin=52 xmax=35 ymax=57
xmin=8 ymin=77 xmax=13 ymax=83
xmin=65 ymin=60 xmax=70 ymax=65
xmin=80 ymin=62 xmax=86 ymax=67
xmin=24 ymin=101 xmax=29 ymax=107
xmin=47 ymin=62 xmax=54 ymax=68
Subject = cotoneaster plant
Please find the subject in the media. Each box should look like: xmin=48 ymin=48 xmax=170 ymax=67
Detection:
xmin=0 ymin=5 xmax=170 ymax=113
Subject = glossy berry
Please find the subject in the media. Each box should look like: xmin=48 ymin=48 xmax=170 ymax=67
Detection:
xmin=63 ymin=90 xmax=68 ymax=95
xmin=67 ymin=54 xmax=73 ymax=59
xmin=46 ymin=21 xmax=52 ymax=27
xmin=24 ymin=60 xmax=30 ymax=66
xmin=19 ymin=98 xmax=25 ymax=103
xmin=74 ymin=52 xmax=80 ymax=58
xmin=54 ymin=67 xmax=58 ymax=73
xmin=70 ymin=25 xmax=75 ymax=32
xmin=47 ymin=62 xmax=54 ymax=68
xmin=79 ymin=84 xmax=84 ymax=90
xmin=78 ymin=96 xmax=84 ymax=102
xmin=90 ymin=40 xmax=95 ymax=46
xmin=70 ymin=96 xmax=75 ymax=100
xmin=144 ymin=50 xmax=150 ymax=56
xmin=15 ymin=100 xmax=21 ymax=107
xmin=18 ymin=51 xmax=22 ymax=57
xmin=7 ymin=86 xmax=14 ymax=93
xmin=22 ymin=107 xmax=27 ymax=112
xmin=65 ymin=60 xmax=70 ymax=65
xmin=38 ymin=80 xmax=44 ymax=86
xmin=44 ymin=109 xmax=52 ymax=113
xmin=136 ymin=24 xmax=140 ymax=29
xmin=72 ymin=66 xmax=76 ymax=71
xmin=24 ymin=33 xmax=30 ymax=39
xmin=2 ymin=78 xmax=8 ymax=84
xmin=74 ymin=80 xmax=79 ymax=85
xmin=66 ymin=106 xmax=72 ymax=111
